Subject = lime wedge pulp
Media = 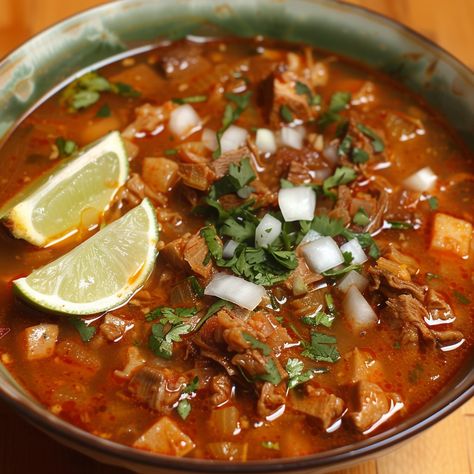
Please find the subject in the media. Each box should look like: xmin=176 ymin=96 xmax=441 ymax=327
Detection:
xmin=13 ymin=199 xmax=158 ymax=315
xmin=1 ymin=131 xmax=129 ymax=247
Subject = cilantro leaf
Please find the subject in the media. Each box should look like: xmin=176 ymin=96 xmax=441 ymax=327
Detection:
xmin=69 ymin=317 xmax=96 ymax=343
xmin=177 ymin=399 xmax=191 ymax=420
xmin=172 ymin=95 xmax=208 ymax=104
xmin=352 ymin=147 xmax=369 ymax=163
xmin=183 ymin=376 xmax=199 ymax=394
xmin=96 ymin=103 xmax=111 ymax=118
xmin=188 ymin=276 xmax=204 ymax=298
xmin=194 ymin=299 xmax=233 ymax=331
xmin=322 ymin=166 xmax=357 ymax=198
xmin=338 ymin=135 xmax=353 ymax=156
xmin=318 ymin=91 xmax=351 ymax=128
xmin=280 ymin=105 xmax=293 ymax=123
xmin=148 ymin=322 xmax=192 ymax=359
xmin=257 ymin=359 xmax=282 ymax=385
xmin=242 ymin=332 xmax=271 ymax=356
xmin=427 ymin=196 xmax=439 ymax=210
xmin=453 ymin=291 xmax=470 ymax=305
xmin=209 ymin=158 xmax=256 ymax=199
xmin=356 ymin=123 xmax=384 ymax=153
xmin=387 ymin=221 xmax=414 ymax=230
xmin=55 ymin=137 xmax=78 ymax=157
xmin=200 ymin=225 xmax=223 ymax=260
xmin=262 ymin=441 xmax=280 ymax=450
xmin=302 ymin=332 xmax=340 ymax=363
xmin=310 ymin=215 xmax=346 ymax=237
xmin=285 ymin=358 xmax=327 ymax=389
xmin=220 ymin=217 xmax=256 ymax=243
xmin=112 ymin=82 xmax=140 ymax=98
xmin=295 ymin=81 xmax=318 ymax=105
xmin=301 ymin=311 xmax=334 ymax=328
xmin=353 ymin=208 xmax=370 ymax=226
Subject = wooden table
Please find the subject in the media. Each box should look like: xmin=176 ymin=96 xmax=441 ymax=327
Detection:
xmin=0 ymin=1 xmax=473 ymax=473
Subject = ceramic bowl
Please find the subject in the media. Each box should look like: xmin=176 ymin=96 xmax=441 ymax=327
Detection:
xmin=0 ymin=1 xmax=472 ymax=473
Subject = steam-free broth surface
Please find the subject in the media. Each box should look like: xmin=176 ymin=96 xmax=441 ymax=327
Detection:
xmin=0 ymin=37 xmax=472 ymax=460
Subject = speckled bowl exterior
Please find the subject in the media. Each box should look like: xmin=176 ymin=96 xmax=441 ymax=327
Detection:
xmin=0 ymin=1 xmax=472 ymax=473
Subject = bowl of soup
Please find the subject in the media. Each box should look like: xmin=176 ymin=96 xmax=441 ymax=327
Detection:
xmin=0 ymin=0 xmax=472 ymax=473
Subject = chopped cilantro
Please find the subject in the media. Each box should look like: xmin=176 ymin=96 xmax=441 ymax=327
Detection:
xmin=280 ymin=105 xmax=294 ymax=123
xmin=188 ymin=276 xmax=204 ymax=298
xmin=195 ymin=299 xmax=233 ymax=331
xmin=426 ymin=272 xmax=440 ymax=280
xmin=301 ymin=311 xmax=334 ymax=328
xmin=172 ymin=95 xmax=208 ymax=104
xmin=177 ymin=399 xmax=191 ymax=420
xmin=301 ymin=332 xmax=340 ymax=363
xmin=408 ymin=363 xmax=424 ymax=384
xmin=353 ymin=208 xmax=370 ymax=226
xmin=148 ymin=322 xmax=191 ymax=359
xmin=164 ymin=148 xmax=178 ymax=156
xmin=242 ymin=332 xmax=271 ymax=356
xmin=286 ymin=358 xmax=327 ymax=389
xmin=387 ymin=221 xmax=414 ymax=230
xmin=318 ymin=91 xmax=351 ymax=128
xmin=393 ymin=341 xmax=401 ymax=349
xmin=213 ymin=92 xmax=252 ymax=158
xmin=183 ymin=376 xmax=199 ymax=394
xmin=257 ymin=359 xmax=282 ymax=385
xmin=280 ymin=178 xmax=295 ymax=189
xmin=209 ymin=158 xmax=256 ymax=199
xmin=338 ymin=135 xmax=353 ymax=156
xmin=69 ymin=317 xmax=96 ymax=343
xmin=96 ymin=103 xmax=111 ymax=118
xmin=145 ymin=306 xmax=197 ymax=323
xmin=352 ymin=147 xmax=369 ymax=164
xmin=356 ymin=123 xmax=384 ymax=153
xmin=200 ymin=225 xmax=223 ymax=260
xmin=61 ymin=72 xmax=140 ymax=111
xmin=311 ymin=215 xmax=346 ymax=237
xmin=453 ymin=291 xmax=470 ymax=305
xmin=262 ymin=441 xmax=280 ymax=450
xmin=322 ymin=166 xmax=357 ymax=198
xmin=322 ymin=263 xmax=361 ymax=278
xmin=427 ymin=196 xmax=439 ymax=210
xmin=55 ymin=137 xmax=78 ymax=157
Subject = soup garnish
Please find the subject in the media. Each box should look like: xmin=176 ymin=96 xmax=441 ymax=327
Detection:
xmin=0 ymin=36 xmax=472 ymax=461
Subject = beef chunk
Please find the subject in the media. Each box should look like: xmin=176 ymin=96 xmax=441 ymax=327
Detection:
xmin=285 ymin=257 xmax=323 ymax=296
xmin=159 ymin=42 xmax=211 ymax=79
xmin=211 ymin=146 xmax=254 ymax=178
xmin=122 ymin=102 xmax=174 ymax=139
xmin=287 ymin=161 xmax=312 ymax=184
xmin=99 ymin=314 xmax=128 ymax=342
xmin=425 ymin=289 xmax=455 ymax=322
xmin=290 ymin=386 xmax=345 ymax=429
xmin=178 ymin=163 xmax=216 ymax=191
xmin=160 ymin=234 xmax=191 ymax=270
xmin=257 ymin=382 xmax=286 ymax=417
xmin=184 ymin=230 xmax=214 ymax=279
xmin=328 ymin=185 xmax=352 ymax=225
xmin=347 ymin=380 xmax=401 ymax=433
xmin=128 ymin=366 xmax=187 ymax=413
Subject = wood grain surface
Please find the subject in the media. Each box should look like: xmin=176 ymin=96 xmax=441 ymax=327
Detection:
xmin=0 ymin=1 xmax=472 ymax=473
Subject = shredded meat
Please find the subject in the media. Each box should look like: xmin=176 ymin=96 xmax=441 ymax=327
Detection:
xmin=287 ymin=161 xmax=312 ymax=185
xmin=425 ymin=289 xmax=455 ymax=322
xmin=290 ymin=386 xmax=345 ymax=429
xmin=122 ymin=102 xmax=174 ymax=139
xmin=125 ymin=173 xmax=168 ymax=207
xmin=369 ymin=267 xmax=426 ymax=301
xmin=384 ymin=295 xmax=435 ymax=347
xmin=212 ymin=146 xmax=254 ymax=178
xmin=128 ymin=366 xmax=187 ymax=413
xmin=328 ymin=185 xmax=352 ymax=225
xmin=347 ymin=380 xmax=400 ymax=433
xmin=178 ymin=163 xmax=216 ymax=191
xmin=210 ymin=374 xmax=233 ymax=406
xmin=285 ymin=257 xmax=323 ymax=295
xmin=183 ymin=230 xmax=214 ymax=279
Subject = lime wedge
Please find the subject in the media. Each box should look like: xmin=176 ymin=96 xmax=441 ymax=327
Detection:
xmin=13 ymin=199 xmax=158 ymax=315
xmin=1 ymin=131 xmax=129 ymax=247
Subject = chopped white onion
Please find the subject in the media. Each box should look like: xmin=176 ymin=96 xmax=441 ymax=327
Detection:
xmin=323 ymin=140 xmax=339 ymax=165
xmin=300 ymin=229 xmax=322 ymax=245
xmin=403 ymin=167 xmax=437 ymax=192
xmin=311 ymin=168 xmax=332 ymax=182
xmin=281 ymin=126 xmax=305 ymax=150
xmin=220 ymin=125 xmax=248 ymax=153
xmin=256 ymin=128 xmax=277 ymax=154
xmin=204 ymin=273 xmax=266 ymax=311
xmin=301 ymin=236 xmax=344 ymax=274
xmin=202 ymin=128 xmax=218 ymax=151
xmin=338 ymin=270 xmax=369 ymax=294
xmin=223 ymin=240 xmax=239 ymax=259
xmin=255 ymin=214 xmax=282 ymax=248
xmin=169 ymin=104 xmax=201 ymax=138
xmin=278 ymin=186 xmax=316 ymax=222
xmin=343 ymin=285 xmax=377 ymax=329
xmin=340 ymin=238 xmax=368 ymax=265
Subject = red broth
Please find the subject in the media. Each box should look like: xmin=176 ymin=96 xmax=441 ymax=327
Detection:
xmin=0 ymin=37 xmax=472 ymax=460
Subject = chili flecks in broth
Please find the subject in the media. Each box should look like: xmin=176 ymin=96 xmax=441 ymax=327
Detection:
xmin=0 ymin=37 xmax=472 ymax=460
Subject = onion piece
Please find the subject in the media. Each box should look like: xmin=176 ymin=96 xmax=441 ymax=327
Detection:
xmin=202 ymin=128 xmax=218 ymax=151
xmin=343 ymin=286 xmax=377 ymax=329
xmin=301 ymin=236 xmax=344 ymax=273
xmin=281 ymin=126 xmax=305 ymax=150
xmin=220 ymin=125 xmax=248 ymax=153
xmin=338 ymin=270 xmax=369 ymax=293
xmin=278 ymin=186 xmax=316 ymax=222
xmin=256 ymin=128 xmax=277 ymax=154
xmin=223 ymin=240 xmax=239 ymax=259
xmin=204 ymin=273 xmax=265 ymax=311
xmin=255 ymin=214 xmax=282 ymax=248
xmin=300 ymin=229 xmax=322 ymax=245
xmin=169 ymin=104 xmax=201 ymax=138
xmin=403 ymin=167 xmax=437 ymax=192
xmin=340 ymin=238 xmax=368 ymax=265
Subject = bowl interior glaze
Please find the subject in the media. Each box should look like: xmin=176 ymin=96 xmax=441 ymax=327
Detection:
xmin=0 ymin=1 xmax=472 ymax=473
